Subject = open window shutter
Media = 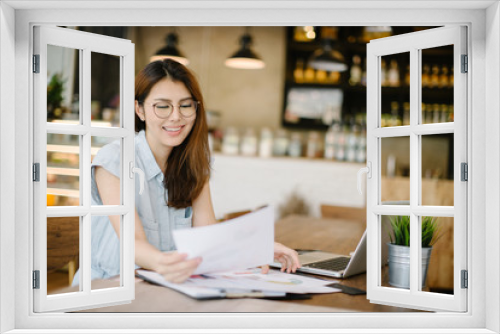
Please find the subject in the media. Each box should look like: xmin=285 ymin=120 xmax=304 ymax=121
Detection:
xmin=366 ymin=26 xmax=467 ymax=312
xmin=33 ymin=26 xmax=135 ymax=312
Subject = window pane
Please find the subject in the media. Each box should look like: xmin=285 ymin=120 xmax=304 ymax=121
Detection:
xmin=421 ymin=45 xmax=454 ymax=124
xmin=47 ymin=216 xmax=80 ymax=295
xmin=421 ymin=134 xmax=454 ymax=206
xmin=47 ymin=134 xmax=80 ymax=206
xmin=47 ymin=44 xmax=80 ymax=124
xmin=380 ymin=52 xmax=410 ymax=127
xmin=91 ymin=137 xmax=121 ymax=205
xmin=91 ymin=215 xmax=122 ymax=290
xmin=380 ymin=214 xmax=411 ymax=290
xmin=419 ymin=216 xmax=454 ymax=295
xmin=91 ymin=52 xmax=120 ymax=127
xmin=381 ymin=136 xmax=410 ymax=203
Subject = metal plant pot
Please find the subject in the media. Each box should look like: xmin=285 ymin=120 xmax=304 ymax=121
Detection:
xmin=387 ymin=243 xmax=433 ymax=289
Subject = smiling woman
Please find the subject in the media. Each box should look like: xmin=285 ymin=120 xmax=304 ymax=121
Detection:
xmin=78 ymin=59 xmax=300 ymax=287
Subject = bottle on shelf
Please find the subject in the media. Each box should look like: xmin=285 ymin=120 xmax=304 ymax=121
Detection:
xmin=304 ymin=64 xmax=315 ymax=83
xmin=403 ymin=102 xmax=410 ymax=126
xmin=433 ymin=103 xmax=441 ymax=123
xmin=404 ymin=65 xmax=410 ymax=86
xmin=306 ymin=131 xmax=322 ymax=158
xmin=356 ymin=121 xmax=367 ymax=163
xmin=430 ymin=64 xmax=440 ymax=88
xmin=450 ymin=67 xmax=454 ymax=87
xmin=324 ymin=125 xmax=336 ymax=159
xmin=361 ymin=58 xmax=367 ymax=86
xmin=335 ymin=122 xmax=346 ymax=161
xmin=327 ymin=71 xmax=341 ymax=84
xmin=349 ymin=55 xmax=362 ymax=86
xmin=381 ymin=59 xmax=388 ymax=87
xmin=293 ymin=59 xmax=305 ymax=83
xmin=422 ymin=64 xmax=430 ymax=88
xmin=346 ymin=120 xmax=359 ymax=162
xmin=440 ymin=65 xmax=450 ymax=88
xmin=390 ymin=101 xmax=401 ymax=126
xmin=448 ymin=105 xmax=454 ymax=122
xmin=316 ymin=69 xmax=328 ymax=83
xmin=440 ymin=104 xmax=449 ymax=123
xmin=388 ymin=59 xmax=400 ymax=87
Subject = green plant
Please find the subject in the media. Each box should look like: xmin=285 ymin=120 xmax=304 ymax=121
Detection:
xmin=47 ymin=73 xmax=65 ymax=108
xmin=388 ymin=216 xmax=442 ymax=248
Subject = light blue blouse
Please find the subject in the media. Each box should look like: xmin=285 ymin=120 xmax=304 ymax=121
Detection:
xmin=72 ymin=130 xmax=192 ymax=286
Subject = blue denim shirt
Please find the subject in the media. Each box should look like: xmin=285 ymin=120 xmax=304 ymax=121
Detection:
xmin=72 ymin=130 xmax=192 ymax=286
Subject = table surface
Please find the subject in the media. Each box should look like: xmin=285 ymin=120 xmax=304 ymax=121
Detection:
xmin=79 ymin=214 xmax=421 ymax=313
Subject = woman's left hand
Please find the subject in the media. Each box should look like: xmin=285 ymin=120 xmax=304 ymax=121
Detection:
xmin=261 ymin=242 xmax=301 ymax=274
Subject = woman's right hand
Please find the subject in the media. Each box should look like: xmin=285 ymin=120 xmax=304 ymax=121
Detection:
xmin=153 ymin=252 xmax=202 ymax=283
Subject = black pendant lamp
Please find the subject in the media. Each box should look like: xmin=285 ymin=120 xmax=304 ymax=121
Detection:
xmin=150 ymin=32 xmax=189 ymax=65
xmin=308 ymin=38 xmax=347 ymax=72
xmin=225 ymin=30 xmax=265 ymax=70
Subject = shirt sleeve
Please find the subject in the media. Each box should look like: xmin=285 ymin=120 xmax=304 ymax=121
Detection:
xmin=91 ymin=141 xmax=121 ymax=179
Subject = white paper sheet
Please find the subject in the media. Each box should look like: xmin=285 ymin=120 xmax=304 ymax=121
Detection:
xmin=172 ymin=205 xmax=275 ymax=275
xmin=137 ymin=268 xmax=341 ymax=297
xmin=191 ymin=268 xmax=340 ymax=294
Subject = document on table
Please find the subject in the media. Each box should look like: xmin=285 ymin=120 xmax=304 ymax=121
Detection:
xmin=172 ymin=205 xmax=274 ymax=275
xmin=136 ymin=268 xmax=341 ymax=300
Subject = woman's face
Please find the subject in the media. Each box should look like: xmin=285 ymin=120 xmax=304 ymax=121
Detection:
xmin=137 ymin=78 xmax=197 ymax=152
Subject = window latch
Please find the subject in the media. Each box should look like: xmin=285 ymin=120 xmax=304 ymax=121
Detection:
xmin=129 ymin=162 xmax=145 ymax=195
xmin=357 ymin=161 xmax=372 ymax=195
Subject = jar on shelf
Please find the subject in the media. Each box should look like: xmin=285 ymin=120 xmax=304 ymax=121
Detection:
xmin=306 ymin=131 xmax=322 ymax=158
xmin=324 ymin=125 xmax=336 ymax=159
xmin=273 ymin=129 xmax=289 ymax=157
xmin=259 ymin=128 xmax=273 ymax=158
xmin=221 ymin=127 xmax=240 ymax=155
xmin=240 ymin=128 xmax=258 ymax=156
xmin=288 ymin=132 xmax=303 ymax=158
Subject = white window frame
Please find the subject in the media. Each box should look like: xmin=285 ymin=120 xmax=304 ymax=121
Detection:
xmin=366 ymin=26 xmax=468 ymax=312
xmin=33 ymin=25 xmax=136 ymax=312
xmin=0 ymin=1 xmax=498 ymax=333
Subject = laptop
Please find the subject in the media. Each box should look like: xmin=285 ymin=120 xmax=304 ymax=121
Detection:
xmin=271 ymin=229 xmax=390 ymax=278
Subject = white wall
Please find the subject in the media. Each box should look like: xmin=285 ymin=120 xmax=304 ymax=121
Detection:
xmin=132 ymin=26 xmax=286 ymax=131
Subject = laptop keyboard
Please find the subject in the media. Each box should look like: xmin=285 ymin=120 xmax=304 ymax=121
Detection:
xmin=304 ymin=256 xmax=350 ymax=271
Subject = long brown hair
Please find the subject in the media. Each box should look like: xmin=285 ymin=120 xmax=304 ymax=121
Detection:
xmin=135 ymin=59 xmax=210 ymax=208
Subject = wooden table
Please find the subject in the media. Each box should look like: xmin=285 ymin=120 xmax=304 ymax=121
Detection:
xmin=79 ymin=215 xmax=421 ymax=313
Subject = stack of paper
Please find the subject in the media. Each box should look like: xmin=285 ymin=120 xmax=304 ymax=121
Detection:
xmin=136 ymin=268 xmax=340 ymax=300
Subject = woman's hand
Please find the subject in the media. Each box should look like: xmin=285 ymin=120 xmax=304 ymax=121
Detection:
xmin=261 ymin=242 xmax=301 ymax=274
xmin=153 ymin=251 xmax=202 ymax=283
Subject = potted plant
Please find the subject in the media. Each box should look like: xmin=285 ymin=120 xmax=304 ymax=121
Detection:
xmin=386 ymin=215 xmax=442 ymax=289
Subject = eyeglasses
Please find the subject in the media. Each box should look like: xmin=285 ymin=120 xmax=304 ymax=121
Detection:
xmin=143 ymin=99 xmax=199 ymax=119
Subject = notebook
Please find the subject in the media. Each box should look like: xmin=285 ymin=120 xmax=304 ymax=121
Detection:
xmin=271 ymin=230 xmax=390 ymax=278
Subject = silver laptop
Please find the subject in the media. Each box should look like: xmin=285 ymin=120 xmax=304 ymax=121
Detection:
xmin=271 ymin=229 xmax=390 ymax=278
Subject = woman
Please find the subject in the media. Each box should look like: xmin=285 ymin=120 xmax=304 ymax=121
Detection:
xmin=73 ymin=59 xmax=300 ymax=286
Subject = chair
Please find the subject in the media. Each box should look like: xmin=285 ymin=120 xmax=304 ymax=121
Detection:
xmin=320 ymin=204 xmax=366 ymax=222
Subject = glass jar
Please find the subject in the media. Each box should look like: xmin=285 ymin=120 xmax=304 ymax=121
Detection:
xmin=221 ymin=127 xmax=240 ymax=155
xmin=240 ymin=128 xmax=258 ymax=156
xmin=273 ymin=129 xmax=289 ymax=157
xmin=288 ymin=132 xmax=303 ymax=158
xmin=259 ymin=128 xmax=273 ymax=158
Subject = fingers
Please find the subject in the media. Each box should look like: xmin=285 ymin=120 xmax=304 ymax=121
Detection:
xmin=260 ymin=264 xmax=270 ymax=274
xmin=273 ymin=242 xmax=301 ymax=274
xmin=155 ymin=252 xmax=202 ymax=283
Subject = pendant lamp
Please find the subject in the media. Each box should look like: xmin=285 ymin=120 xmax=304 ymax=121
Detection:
xmin=225 ymin=30 xmax=265 ymax=70
xmin=150 ymin=32 xmax=189 ymax=65
xmin=308 ymin=38 xmax=347 ymax=72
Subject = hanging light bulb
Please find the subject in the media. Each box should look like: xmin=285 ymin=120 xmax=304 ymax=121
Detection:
xmin=150 ymin=32 xmax=189 ymax=65
xmin=225 ymin=30 xmax=265 ymax=70
xmin=308 ymin=37 xmax=347 ymax=72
